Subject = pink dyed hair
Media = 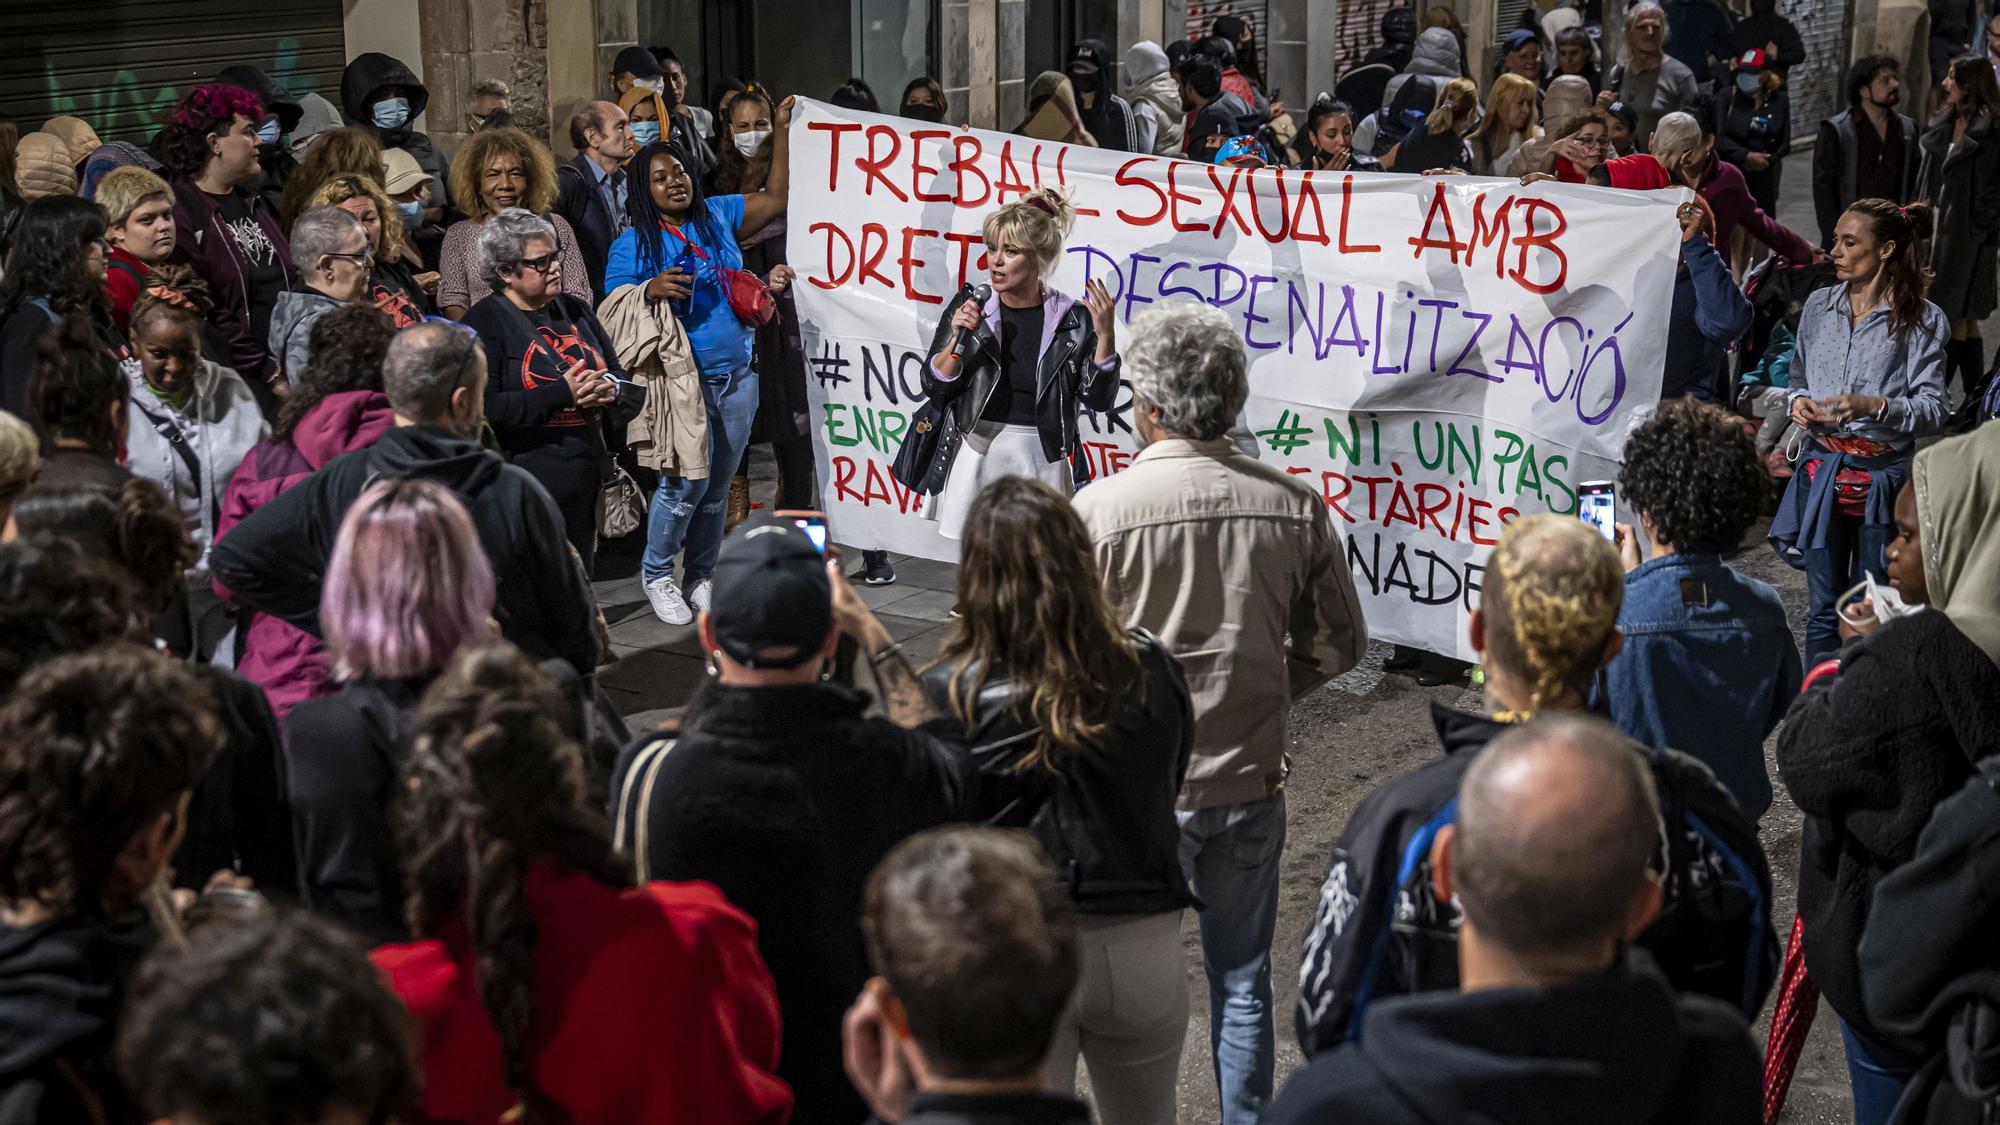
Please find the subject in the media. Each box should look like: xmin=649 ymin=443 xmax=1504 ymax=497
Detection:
xmin=170 ymin=85 xmax=265 ymax=133
xmin=322 ymin=479 xmax=497 ymax=681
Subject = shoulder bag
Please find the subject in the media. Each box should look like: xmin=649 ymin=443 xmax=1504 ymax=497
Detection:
xmin=665 ymin=226 xmax=775 ymax=328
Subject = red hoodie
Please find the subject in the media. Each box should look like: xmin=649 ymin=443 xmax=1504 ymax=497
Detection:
xmin=372 ymin=862 xmax=792 ymax=1125
xmin=213 ymin=390 xmax=396 ymax=716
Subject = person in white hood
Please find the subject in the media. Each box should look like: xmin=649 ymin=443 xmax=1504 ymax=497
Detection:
xmin=120 ymin=266 xmax=268 ymax=660
xmin=1354 ymin=27 xmax=1467 ymax=154
xmin=1124 ymin=41 xmax=1187 ymax=157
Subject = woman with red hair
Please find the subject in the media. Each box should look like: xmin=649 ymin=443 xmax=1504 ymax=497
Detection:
xmin=153 ymin=84 xmax=295 ymax=414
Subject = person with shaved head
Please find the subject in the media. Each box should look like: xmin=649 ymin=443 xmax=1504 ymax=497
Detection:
xmin=1271 ymin=716 xmax=1761 ymax=1123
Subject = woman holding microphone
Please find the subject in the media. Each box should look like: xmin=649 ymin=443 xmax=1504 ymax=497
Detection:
xmin=906 ymin=186 xmax=1121 ymax=539
xmin=1774 ymin=198 xmax=1948 ymax=664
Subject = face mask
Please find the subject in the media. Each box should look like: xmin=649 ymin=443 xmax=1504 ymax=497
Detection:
xmin=901 ymin=102 xmax=945 ymax=123
xmin=630 ymin=119 xmax=662 ymax=145
xmin=733 ymin=129 xmax=769 ymax=156
xmin=256 ymin=118 xmax=281 ymax=146
xmin=636 ymin=76 xmax=666 ymax=94
xmin=397 ymin=199 xmax=424 ymax=229
xmin=1736 ymin=72 xmax=1761 ymax=96
xmin=372 ymin=97 xmax=412 ymax=130
xmin=1071 ymin=72 xmax=1101 ymax=94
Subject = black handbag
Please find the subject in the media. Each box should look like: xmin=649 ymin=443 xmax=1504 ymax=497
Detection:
xmin=891 ymin=399 xmax=960 ymax=495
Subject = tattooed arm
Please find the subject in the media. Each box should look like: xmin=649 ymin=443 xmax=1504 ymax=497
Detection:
xmin=828 ymin=560 xmax=941 ymax=728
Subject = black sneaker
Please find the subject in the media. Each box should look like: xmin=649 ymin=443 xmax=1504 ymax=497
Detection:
xmin=862 ymin=550 xmax=897 ymax=586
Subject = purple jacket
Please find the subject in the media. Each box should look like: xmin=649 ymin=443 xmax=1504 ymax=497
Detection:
xmin=170 ymin=177 xmax=294 ymax=381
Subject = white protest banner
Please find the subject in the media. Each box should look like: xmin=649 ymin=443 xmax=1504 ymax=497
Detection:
xmin=785 ymin=99 xmax=1686 ymax=659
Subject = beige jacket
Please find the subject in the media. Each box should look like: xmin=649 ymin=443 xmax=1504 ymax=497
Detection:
xmin=597 ymin=282 xmax=708 ymax=479
xmin=1073 ymin=437 xmax=1368 ymax=811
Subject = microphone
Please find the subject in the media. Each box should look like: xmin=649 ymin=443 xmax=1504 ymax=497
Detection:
xmin=947 ymin=284 xmax=993 ymax=362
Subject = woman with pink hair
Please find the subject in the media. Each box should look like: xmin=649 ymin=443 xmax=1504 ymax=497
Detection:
xmin=153 ymin=84 xmax=296 ymax=414
xmin=280 ymin=477 xmax=496 ymax=942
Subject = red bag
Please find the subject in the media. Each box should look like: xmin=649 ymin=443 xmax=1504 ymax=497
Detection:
xmin=665 ymin=228 xmax=775 ymax=328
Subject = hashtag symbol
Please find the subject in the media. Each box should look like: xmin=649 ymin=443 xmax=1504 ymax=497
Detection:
xmin=1257 ymin=410 xmax=1312 ymax=455
xmin=809 ymin=341 xmax=851 ymax=388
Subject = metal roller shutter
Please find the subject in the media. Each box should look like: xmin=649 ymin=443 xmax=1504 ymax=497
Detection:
xmin=1186 ymin=0 xmax=1271 ymax=49
xmin=0 ymin=0 xmax=347 ymax=145
xmin=1336 ymin=0 xmax=1409 ymax=75
xmin=1781 ymin=0 xmax=1851 ymax=140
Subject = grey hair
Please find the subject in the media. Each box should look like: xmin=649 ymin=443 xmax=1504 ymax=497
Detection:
xmin=1650 ymin=111 xmax=1701 ymax=164
xmin=1625 ymin=1 xmax=1668 ymax=43
xmin=384 ymin=322 xmax=485 ymax=422
xmin=289 ymin=205 xmax=365 ymax=274
xmin=470 ymin=78 xmax=512 ymax=101
xmin=1121 ymin=302 xmax=1249 ymax=442
xmin=476 ymin=208 xmax=557 ymax=293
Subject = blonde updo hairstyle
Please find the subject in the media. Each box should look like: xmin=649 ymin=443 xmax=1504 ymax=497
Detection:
xmin=1480 ymin=514 xmax=1624 ymax=712
xmin=981 ymin=186 xmax=1077 ymax=277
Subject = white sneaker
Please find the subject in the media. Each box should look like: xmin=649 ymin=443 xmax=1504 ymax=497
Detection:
xmin=687 ymin=578 xmax=713 ymax=613
xmin=644 ymin=575 xmax=693 ymax=625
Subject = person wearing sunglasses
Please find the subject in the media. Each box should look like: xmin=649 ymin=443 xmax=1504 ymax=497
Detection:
xmin=270 ymin=205 xmax=376 ymax=386
xmin=462 ymin=208 xmax=638 ymax=574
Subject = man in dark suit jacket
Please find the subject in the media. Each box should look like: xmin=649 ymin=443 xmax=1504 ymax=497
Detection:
xmin=554 ymin=100 xmax=635 ymax=300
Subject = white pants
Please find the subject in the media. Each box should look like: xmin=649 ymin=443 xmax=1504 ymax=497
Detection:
xmin=927 ymin=420 xmax=1070 ymax=540
xmin=1045 ymin=910 xmax=1188 ymax=1125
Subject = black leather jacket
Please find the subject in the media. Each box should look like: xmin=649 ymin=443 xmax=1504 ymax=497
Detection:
xmin=918 ymin=283 xmax=1121 ymax=485
xmin=921 ymin=629 xmax=1195 ymax=915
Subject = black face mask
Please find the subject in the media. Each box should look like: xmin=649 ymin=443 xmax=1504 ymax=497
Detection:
xmin=901 ymin=102 xmax=945 ymax=122
xmin=1071 ymin=71 xmax=1101 ymax=95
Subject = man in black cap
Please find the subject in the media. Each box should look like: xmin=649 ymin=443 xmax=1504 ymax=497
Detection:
xmin=609 ymin=517 xmax=975 ymax=1125
xmin=1067 ymin=40 xmax=1139 ymax=152
xmin=613 ymin=45 xmax=712 ymax=179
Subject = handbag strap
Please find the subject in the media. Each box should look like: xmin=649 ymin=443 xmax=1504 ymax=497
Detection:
xmin=612 ymin=735 xmax=677 ymax=883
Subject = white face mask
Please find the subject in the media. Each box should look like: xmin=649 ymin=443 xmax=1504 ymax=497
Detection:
xmin=635 ymin=76 xmax=666 ymax=94
xmin=733 ymin=129 xmax=770 ymax=156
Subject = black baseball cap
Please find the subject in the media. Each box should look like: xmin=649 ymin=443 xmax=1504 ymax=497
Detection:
xmin=708 ymin=517 xmax=832 ymax=669
xmin=1605 ymin=99 xmax=1638 ymax=132
xmin=614 ymin=46 xmax=665 ymax=80
xmin=1065 ymin=45 xmax=1102 ymax=73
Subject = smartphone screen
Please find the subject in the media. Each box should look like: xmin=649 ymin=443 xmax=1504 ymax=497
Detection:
xmin=1577 ymin=481 xmax=1616 ymax=542
xmin=774 ymin=509 xmax=829 ymax=555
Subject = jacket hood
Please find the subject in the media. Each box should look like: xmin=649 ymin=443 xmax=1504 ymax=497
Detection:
xmin=270 ymin=288 xmax=341 ymax=347
xmin=293 ymin=389 xmax=396 ymax=469
xmin=1125 ymin=40 xmax=1171 ymax=85
xmin=340 ymin=53 xmax=430 ymax=124
xmin=1429 ymin=702 xmax=1515 ymax=758
xmin=14 ymin=133 xmax=77 ymax=201
xmin=0 ymin=915 xmax=152 ymax=1075
xmin=1410 ymin=28 xmax=1462 ymax=76
xmin=294 ymin=93 xmax=343 ymax=147
xmin=217 ymin=65 xmax=303 ymax=133
xmin=365 ymin=423 xmax=506 ymax=495
xmin=1914 ymin=427 xmax=2000 ymax=665
xmin=40 ymin=117 xmax=102 ymax=162
xmin=1356 ymin=959 xmax=1687 ymax=1122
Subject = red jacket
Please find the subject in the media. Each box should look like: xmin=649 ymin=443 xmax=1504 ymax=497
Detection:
xmin=213 ymin=390 xmax=396 ymax=717
xmin=372 ymin=862 xmax=792 ymax=1125
xmin=103 ymin=246 xmax=151 ymax=339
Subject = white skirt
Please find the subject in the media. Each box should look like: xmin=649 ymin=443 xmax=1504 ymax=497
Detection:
xmin=927 ymin=421 xmax=1072 ymax=540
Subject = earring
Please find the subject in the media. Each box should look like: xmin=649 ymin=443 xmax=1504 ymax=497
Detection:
xmin=704 ymin=651 xmax=720 ymax=677
xmin=819 ymin=657 xmax=834 ymax=683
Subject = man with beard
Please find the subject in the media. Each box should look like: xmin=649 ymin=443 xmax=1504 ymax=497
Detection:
xmin=1813 ymin=56 xmax=1918 ymax=248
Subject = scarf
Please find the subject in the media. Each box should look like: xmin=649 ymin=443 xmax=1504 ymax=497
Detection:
xmin=1914 ymin=427 xmax=2000 ymax=665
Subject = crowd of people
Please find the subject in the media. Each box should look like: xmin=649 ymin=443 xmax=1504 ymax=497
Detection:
xmin=0 ymin=8 xmax=1995 ymax=1125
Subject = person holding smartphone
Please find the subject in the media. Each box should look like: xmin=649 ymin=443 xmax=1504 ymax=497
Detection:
xmin=1773 ymin=198 xmax=1948 ymax=663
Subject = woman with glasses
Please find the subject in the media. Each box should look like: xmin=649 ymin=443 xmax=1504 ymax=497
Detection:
xmin=269 ymin=205 xmax=377 ymax=384
xmin=436 ymin=127 xmax=592 ymax=319
xmin=305 ymin=173 xmax=436 ymax=327
xmin=462 ymin=207 xmax=638 ymax=574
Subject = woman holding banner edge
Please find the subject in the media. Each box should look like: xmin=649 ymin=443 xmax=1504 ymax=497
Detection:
xmin=915 ymin=186 xmax=1122 ymax=540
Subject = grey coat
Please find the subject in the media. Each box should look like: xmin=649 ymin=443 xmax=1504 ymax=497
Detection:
xmin=267 ymin=288 xmax=345 ymax=384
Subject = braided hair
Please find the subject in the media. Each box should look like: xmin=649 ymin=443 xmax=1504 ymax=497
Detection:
xmin=397 ymin=644 xmax=630 ymax=1125
xmin=626 ymin=140 xmax=725 ymax=276
xmin=1480 ymin=514 xmax=1624 ymax=712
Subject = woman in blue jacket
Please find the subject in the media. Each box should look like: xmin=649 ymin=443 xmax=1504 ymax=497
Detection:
xmin=606 ymin=97 xmax=794 ymax=627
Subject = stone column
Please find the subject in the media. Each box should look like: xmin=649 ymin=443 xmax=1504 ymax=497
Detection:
xmin=546 ymin=0 xmax=639 ymax=159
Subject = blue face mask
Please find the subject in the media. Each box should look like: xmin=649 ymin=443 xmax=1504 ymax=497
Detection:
xmin=372 ymin=97 xmax=412 ymax=130
xmin=1736 ymin=72 xmax=1761 ymax=96
xmin=256 ymin=118 xmax=281 ymax=146
xmin=396 ymin=199 xmax=424 ymax=229
xmin=630 ymin=119 xmax=662 ymax=146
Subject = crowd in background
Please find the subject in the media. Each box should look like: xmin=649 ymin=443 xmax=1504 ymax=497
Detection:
xmin=0 ymin=7 xmax=1993 ymax=1125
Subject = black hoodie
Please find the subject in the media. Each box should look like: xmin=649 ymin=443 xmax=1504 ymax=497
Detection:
xmin=1067 ymin=40 xmax=1137 ymax=153
xmin=0 ymin=913 xmax=154 ymax=1124
xmin=339 ymin=53 xmax=450 ymax=208
xmin=208 ymin=423 xmax=598 ymax=676
xmin=1270 ymin=954 xmax=1762 ymax=1124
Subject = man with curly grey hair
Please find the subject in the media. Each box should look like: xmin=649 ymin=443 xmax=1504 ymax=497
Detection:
xmin=1072 ymin=300 xmax=1366 ymax=1125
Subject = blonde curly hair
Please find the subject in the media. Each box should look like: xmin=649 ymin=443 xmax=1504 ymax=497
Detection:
xmin=308 ymin=173 xmax=405 ymax=260
xmin=1481 ymin=514 xmax=1624 ymax=712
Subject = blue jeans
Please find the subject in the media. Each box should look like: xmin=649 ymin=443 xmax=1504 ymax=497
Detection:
xmin=1176 ymin=792 xmax=1285 ymax=1125
xmin=642 ymin=365 xmax=758 ymax=583
xmin=1840 ymin=1018 xmax=1921 ymax=1125
xmin=1802 ymin=510 xmax=1892 ymax=665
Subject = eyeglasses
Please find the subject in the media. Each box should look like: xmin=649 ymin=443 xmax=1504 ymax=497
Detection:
xmin=519 ymin=251 xmax=560 ymax=275
xmin=324 ymin=249 xmax=375 ymax=265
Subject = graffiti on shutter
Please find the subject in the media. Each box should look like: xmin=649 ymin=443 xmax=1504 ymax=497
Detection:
xmin=1782 ymin=0 xmax=1850 ymax=140
xmin=1336 ymin=0 xmax=1410 ymax=74
xmin=1186 ymin=0 xmax=1271 ymax=46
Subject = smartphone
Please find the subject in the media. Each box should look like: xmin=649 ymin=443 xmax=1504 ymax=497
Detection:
xmin=773 ymin=509 xmax=829 ymax=555
xmin=1577 ymin=481 xmax=1617 ymax=542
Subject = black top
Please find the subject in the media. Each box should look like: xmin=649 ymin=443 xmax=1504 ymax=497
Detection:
xmin=0 ymin=912 xmax=154 ymax=1123
xmin=370 ymin=258 xmax=432 ymax=327
xmin=206 ymin=188 xmax=287 ymax=352
xmin=896 ymin=1091 xmax=1095 ymax=1125
xmin=1854 ymin=112 xmax=1906 ymax=206
xmin=982 ymin=302 xmax=1044 ymax=425
xmin=461 ymin=292 xmax=631 ymax=461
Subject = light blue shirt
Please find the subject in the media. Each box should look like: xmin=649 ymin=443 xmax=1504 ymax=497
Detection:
xmin=1789 ymin=284 xmax=1948 ymax=447
xmin=585 ymin=155 xmax=630 ymax=234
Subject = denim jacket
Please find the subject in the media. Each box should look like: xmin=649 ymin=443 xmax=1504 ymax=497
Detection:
xmin=1600 ymin=553 xmax=1803 ymax=818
